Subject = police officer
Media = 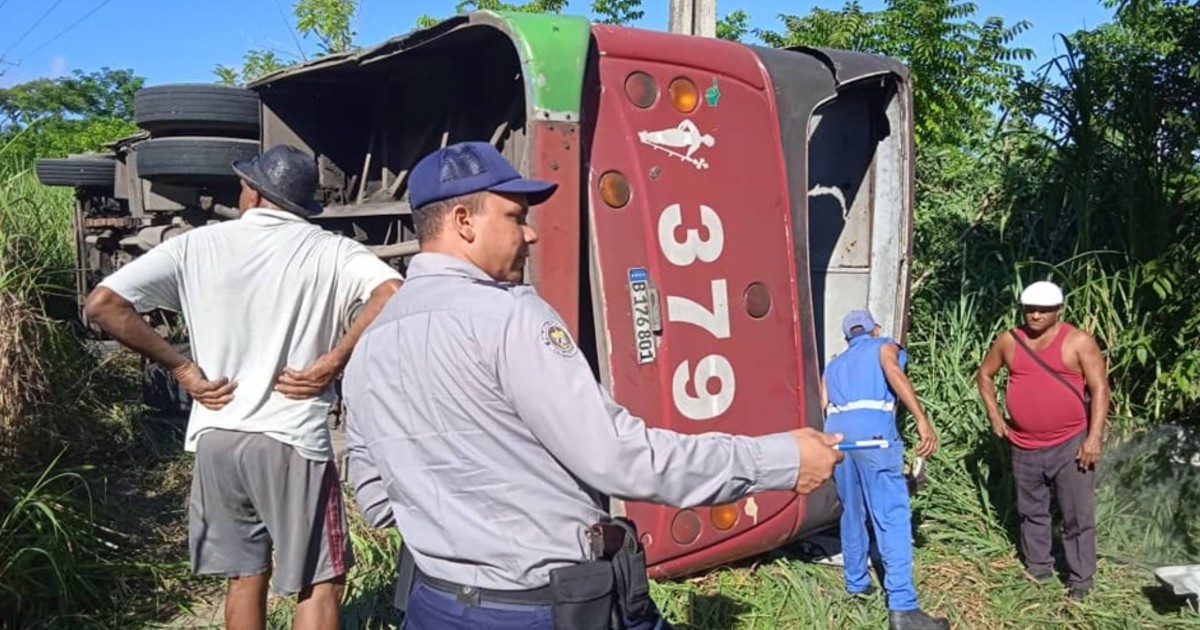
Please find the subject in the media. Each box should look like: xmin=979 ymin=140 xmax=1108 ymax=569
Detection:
xmin=342 ymin=141 xmax=846 ymax=630
xmin=821 ymin=310 xmax=948 ymax=630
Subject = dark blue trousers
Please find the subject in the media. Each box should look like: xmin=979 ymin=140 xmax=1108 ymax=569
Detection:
xmin=403 ymin=578 xmax=674 ymax=630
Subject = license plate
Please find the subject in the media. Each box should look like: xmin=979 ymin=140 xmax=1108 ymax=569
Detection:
xmin=628 ymin=267 xmax=657 ymax=365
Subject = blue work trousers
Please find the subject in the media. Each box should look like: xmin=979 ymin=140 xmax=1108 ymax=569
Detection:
xmin=403 ymin=577 xmax=674 ymax=630
xmin=832 ymin=438 xmax=918 ymax=611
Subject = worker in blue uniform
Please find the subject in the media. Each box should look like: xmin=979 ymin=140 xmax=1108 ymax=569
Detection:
xmin=821 ymin=310 xmax=949 ymax=630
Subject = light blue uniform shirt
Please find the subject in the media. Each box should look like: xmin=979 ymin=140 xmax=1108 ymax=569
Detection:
xmin=342 ymin=252 xmax=801 ymax=590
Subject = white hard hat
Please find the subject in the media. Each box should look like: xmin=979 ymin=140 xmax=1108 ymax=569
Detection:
xmin=1020 ymin=281 xmax=1064 ymax=307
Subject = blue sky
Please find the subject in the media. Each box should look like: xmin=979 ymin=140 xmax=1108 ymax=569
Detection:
xmin=0 ymin=0 xmax=1114 ymax=88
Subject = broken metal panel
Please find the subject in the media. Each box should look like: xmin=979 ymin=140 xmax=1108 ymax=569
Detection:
xmin=749 ymin=44 xmax=914 ymax=368
xmin=866 ymin=83 xmax=914 ymax=346
xmin=246 ymin=16 xmax=470 ymax=87
xmin=469 ymin=11 xmax=591 ymax=123
xmin=248 ymin=11 xmax=590 ymax=126
xmin=786 ymin=46 xmax=911 ymax=87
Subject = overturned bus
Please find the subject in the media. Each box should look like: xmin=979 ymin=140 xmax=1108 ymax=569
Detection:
xmin=37 ymin=11 xmax=915 ymax=579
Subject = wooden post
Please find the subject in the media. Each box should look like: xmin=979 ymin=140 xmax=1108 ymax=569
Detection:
xmin=668 ymin=0 xmax=716 ymax=37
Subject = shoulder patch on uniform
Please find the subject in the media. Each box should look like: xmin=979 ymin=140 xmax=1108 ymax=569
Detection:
xmin=540 ymin=320 xmax=578 ymax=357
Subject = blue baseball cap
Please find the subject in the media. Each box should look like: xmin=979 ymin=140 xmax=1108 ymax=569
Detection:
xmin=842 ymin=309 xmax=878 ymax=338
xmin=408 ymin=141 xmax=558 ymax=209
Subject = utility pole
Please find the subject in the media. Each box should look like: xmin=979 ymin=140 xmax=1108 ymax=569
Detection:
xmin=668 ymin=0 xmax=717 ymax=38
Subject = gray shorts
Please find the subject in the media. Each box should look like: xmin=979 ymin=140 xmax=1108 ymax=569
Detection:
xmin=189 ymin=429 xmax=355 ymax=595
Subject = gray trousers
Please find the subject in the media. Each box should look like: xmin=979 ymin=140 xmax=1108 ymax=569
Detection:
xmin=1011 ymin=429 xmax=1096 ymax=590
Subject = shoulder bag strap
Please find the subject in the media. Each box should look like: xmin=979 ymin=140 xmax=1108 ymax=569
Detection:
xmin=1009 ymin=328 xmax=1088 ymax=412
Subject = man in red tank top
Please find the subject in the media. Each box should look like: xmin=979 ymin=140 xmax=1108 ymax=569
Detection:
xmin=976 ymin=281 xmax=1111 ymax=601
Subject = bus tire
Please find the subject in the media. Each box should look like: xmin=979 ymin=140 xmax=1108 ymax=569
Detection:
xmin=134 ymin=84 xmax=261 ymax=137
xmin=135 ymin=137 xmax=260 ymax=184
xmin=35 ymin=157 xmax=116 ymax=188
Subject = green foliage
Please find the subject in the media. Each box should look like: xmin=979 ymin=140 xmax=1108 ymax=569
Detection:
xmin=0 ymin=68 xmax=142 ymax=162
xmin=452 ymin=0 xmax=570 ymax=17
xmin=295 ymin=0 xmax=361 ymax=55
xmin=0 ymin=152 xmax=192 ymax=627
xmin=758 ymin=0 xmax=1034 ymax=150
xmin=0 ymin=68 xmax=141 ymax=126
xmin=215 ymin=0 xmax=360 ymax=85
xmin=0 ymin=451 xmax=125 ymax=627
xmin=215 ymin=50 xmax=288 ymax=86
xmin=590 ymin=0 xmax=645 ymax=25
xmin=717 ymin=9 xmax=751 ymax=42
xmin=900 ymin=0 xmax=1200 ymax=588
xmin=417 ymin=0 xmax=649 ymax=32
xmin=989 ymin=1 xmax=1200 ymax=416
xmin=217 ymin=486 xmax=1198 ymax=629
xmin=1095 ymin=424 xmax=1200 ymax=565
xmin=0 ymin=160 xmax=75 ymax=295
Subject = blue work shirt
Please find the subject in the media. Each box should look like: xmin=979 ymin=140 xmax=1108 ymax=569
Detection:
xmin=823 ymin=334 xmax=907 ymax=446
xmin=341 ymin=252 xmax=801 ymax=590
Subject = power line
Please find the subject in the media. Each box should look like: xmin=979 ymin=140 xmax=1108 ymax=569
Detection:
xmin=1 ymin=0 xmax=66 ymax=60
xmin=270 ymin=0 xmax=307 ymax=62
xmin=18 ymin=0 xmax=117 ymax=64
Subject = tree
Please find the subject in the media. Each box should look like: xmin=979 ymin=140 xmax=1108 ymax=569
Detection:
xmin=295 ymin=0 xmax=361 ymax=54
xmin=417 ymin=0 xmax=644 ymax=29
xmin=757 ymin=0 xmax=1034 ymax=150
xmin=0 ymin=68 xmax=144 ymax=162
xmin=717 ymin=9 xmax=751 ymax=41
xmin=215 ymin=0 xmax=360 ymax=85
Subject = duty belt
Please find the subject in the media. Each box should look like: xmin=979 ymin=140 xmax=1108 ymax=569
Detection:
xmin=826 ymin=399 xmax=895 ymax=415
xmin=417 ymin=568 xmax=555 ymax=606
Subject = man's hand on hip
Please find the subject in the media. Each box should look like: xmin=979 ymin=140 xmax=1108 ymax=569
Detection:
xmin=275 ymin=352 xmax=340 ymax=399
xmin=172 ymin=361 xmax=237 ymax=410
xmin=790 ymin=427 xmax=844 ymax=494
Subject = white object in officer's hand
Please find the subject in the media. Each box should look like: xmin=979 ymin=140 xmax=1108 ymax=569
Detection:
xmin=833 ymin=439 xmax=889 ymax=451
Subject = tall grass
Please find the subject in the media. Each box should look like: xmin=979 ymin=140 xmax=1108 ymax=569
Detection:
xmin=0 ymin=163 xmax=75 ymax=291
xmin=0 ymin=158 xmax=186 ymax=629
xmin=0 ymin=160 xmax=145 ymax=467
xmin=0 ymin=451 xmax=127 ymax=626
xmin=174 ymin=483 xmax=1193 ymax=630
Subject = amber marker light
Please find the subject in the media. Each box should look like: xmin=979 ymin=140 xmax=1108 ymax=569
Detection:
xmin=711 ymin=504 xmax=739 ymax=531
xmin=625 ymin=71 xmax=658 ymax=108
xmin=599 ymin=170 xmax=631 ymax=208
xmin=668 ymin=77 xmax=699 ymax=113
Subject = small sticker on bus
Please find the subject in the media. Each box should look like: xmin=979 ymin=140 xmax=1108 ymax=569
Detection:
xmin=628 ymin=267 xmax=658 ymax=365
xmin=705 ymin=77 xmax=720 ymax=107
xmin=744 ymin=496 xmax=759 ymax=525
xmin=637 ymin=119 xmax=715 ymax=170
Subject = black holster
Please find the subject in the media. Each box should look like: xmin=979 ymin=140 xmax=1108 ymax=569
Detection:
xmin=391 ymin=518 xmax=655 ymax=630
xmin=603 ymin=517 xmax=653 ymax=623
xmin=548 ymin=559 xmax=616 ymax=630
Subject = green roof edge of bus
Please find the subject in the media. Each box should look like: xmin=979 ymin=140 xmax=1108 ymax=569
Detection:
xmin=471 ymin=11 xmax=591 ymax=122
xmin=244 ymin=12 xmax=590 ymax=121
